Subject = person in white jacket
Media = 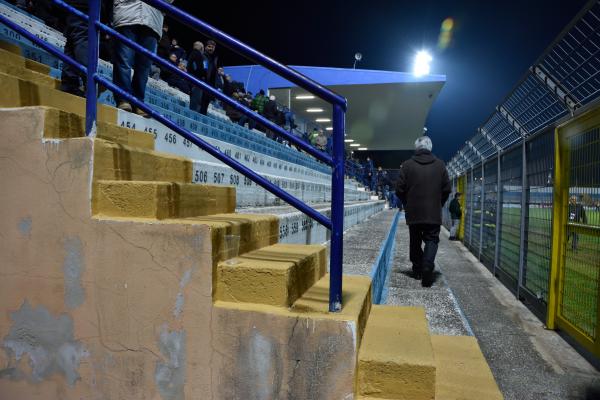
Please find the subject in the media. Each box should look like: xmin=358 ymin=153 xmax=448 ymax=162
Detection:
xmin=112 ymin=0 xmax=173 ymax=116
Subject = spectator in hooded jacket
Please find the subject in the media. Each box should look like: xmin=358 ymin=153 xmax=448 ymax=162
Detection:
xmin=396 ymin=136 xmax=451 ymax=287
xmin=112 ymin=0 xmax=173 ymax=116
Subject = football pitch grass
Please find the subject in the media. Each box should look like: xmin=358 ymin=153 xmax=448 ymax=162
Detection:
xmin=465 ymin=206 xmax=600 ymax=338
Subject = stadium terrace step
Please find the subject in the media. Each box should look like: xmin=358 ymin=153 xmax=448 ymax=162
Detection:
xmin=0 ymin=50 xmax=59 ymax=89
xmin=92 ymin=138 xmax=192 ymax=183
xmin=0 ymin=39 xmax=53 ymax=75
xmin=215 ymin=243 xmax=327 ymax=307
xmin=358 ymin=305 xmax=436 ymax=400
xmin=93 ymin=180 xmax=236 ymax=219
xmin=183 ymin=213 xmax=279 ymax=263
xmin=0 ymin=70 xmax=117 ymax=122
xmin=39 ymin=107 xmax=155 ymax=149
xmin=431 ymin=335 xmax=503 ymax=400
xmin=211 ymin=274 xmax=373 ymax=398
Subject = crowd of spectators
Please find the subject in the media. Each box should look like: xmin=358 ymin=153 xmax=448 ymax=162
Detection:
xmin=11 ymin=0 xmax=343 ymax=166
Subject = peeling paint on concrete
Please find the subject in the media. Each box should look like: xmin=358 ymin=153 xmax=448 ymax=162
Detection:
xmin=173 ymin=269 xmax=192 ymax=318
xmin=63 ymin=237 xmax=85 ymax=309
xmin=236 ymin=330 xmax=282 ymax=399
xmin=18 ymin=216 xmax=32 ymax=237
xmin=1 ymin=301 xmax=87 ymax=385
xmin=155 ymin=324 xmax=186 ymax=400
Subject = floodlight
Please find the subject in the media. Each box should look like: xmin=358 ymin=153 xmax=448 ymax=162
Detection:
xmin=413 ymin=50 xmax=432 ymax=77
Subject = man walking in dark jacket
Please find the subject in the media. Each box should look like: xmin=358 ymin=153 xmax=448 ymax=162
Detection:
xmin=396 ymin=136 xmax=451 ymax=287
xmin=448 ymin=192 xmax=462 ymax=240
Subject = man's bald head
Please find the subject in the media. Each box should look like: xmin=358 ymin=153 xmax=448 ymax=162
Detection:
xmin=193 ymin=41 xmax=204 ymax=52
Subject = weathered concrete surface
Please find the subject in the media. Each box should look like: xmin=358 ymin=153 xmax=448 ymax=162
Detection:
xmin=386 ymin=219 xmax=470 ymax=336
xmin=0 ymin=71 xmax=117 ymax=122
xmin=342 ymin=210 xmax=396 ymax=276
xmin=0 ymin=107 xmax=375 ymax=400
xmin=432 ymin=335 xmax=502 ymax=400
xmin=213 ymin=274 xmax=372 ymax=400
xmin=0 ymin=108 xmax=217 ymax=399
xmin=436 ymin=228 xmax=600 ymax=399
xmin=94 ymin=180 xmax=236 ymax=219
xmin=216 ymin=244 xmax=327 ymax=307
xmin=358 ymin=305 xmax=435 ymax=400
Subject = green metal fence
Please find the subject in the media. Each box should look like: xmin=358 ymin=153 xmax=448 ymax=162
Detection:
xmin=444 ymin=0 xmax=600 ymax=359
xmin=481 ymin=158 xmax=498 ymax=271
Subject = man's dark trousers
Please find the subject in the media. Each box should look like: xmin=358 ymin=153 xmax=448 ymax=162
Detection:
xmin=60 ymin=12 xmax=88 ymax=95
xmin=409 ymin=224 xmax=440 ymax=281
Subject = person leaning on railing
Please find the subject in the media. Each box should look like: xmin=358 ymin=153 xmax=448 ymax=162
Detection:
xmin=112 ymin=0 xmax=175 ymax=117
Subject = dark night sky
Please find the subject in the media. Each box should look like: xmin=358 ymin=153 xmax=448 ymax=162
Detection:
xmin=173 ymin=0 xmax=587 ymax=161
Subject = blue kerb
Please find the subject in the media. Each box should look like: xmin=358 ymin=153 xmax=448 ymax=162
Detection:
xmin=370 ymin=211 xmax=401 ymax=304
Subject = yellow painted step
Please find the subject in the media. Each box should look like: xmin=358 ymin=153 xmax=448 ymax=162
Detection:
xmin=0 ymin=71 xmax=117 ymax=123
xmin=431 ymin=335 xmax=503 ymax=400
xmin=0 ymin=41 xmax=52 ymax=75
xmin=93 ymin=139 xmax=192 ymax=183
xmin=0 ymin=55 xmax=59 ymax=89
xmin=37 ymin=107 xmax=154 ymax=149
xmin=93 ymin=180 xmax=236 ymax=219
xmin=185 ymin=214 xmax=279 ymax=263
xmin=358 ymin=306 xmax=436 ymax=400
xmin=215 ymin=243 xmax=326 ymax=307
xmin=292 ymin=273 xmax=373 ymax=344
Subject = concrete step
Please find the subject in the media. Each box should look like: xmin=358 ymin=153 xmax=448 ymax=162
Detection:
xmin=358 ymin=305 xmax=436 ymax=400
xmin=184 ymin=213 xmax=279 ymax=263
xmin=0 ymin=53 xmax=59 ymax=89
xmin=93 ymin=180 xmax=236 ymax=219
xmin=431 ymin=335 xmax=503 ymax=400
xmin=212 ymin=274 xmax=372 ymax=398
xmin=0 ymin=40 xmax=53 ymax=75
xmin=39 ymin=107 xmax=154 ymax=150
xmin=215 ymin=243 xmax=326 ymax=307
xmin=93 ymin=138 xmax=192 ymax=183
xmin=0 ymin=70 xmax=116 ymax=122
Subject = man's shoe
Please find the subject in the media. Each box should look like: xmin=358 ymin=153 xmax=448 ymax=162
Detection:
xmin=117 ymin=101 xmax=133 ymax=112
xmin=421 ymin=271 xmax=434 ymax=287
xmin=134 ymin=107 xmax=150 ymax=118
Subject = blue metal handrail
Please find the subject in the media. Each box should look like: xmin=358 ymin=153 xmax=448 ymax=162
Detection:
xmin=0 ymin=0 xmax=347 ymax=311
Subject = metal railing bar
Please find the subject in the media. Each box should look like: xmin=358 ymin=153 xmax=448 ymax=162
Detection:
xmin=52 ymin=0 xmax=334 ymax=166
xmin=143 ymin=0 xmax=347 ymax=110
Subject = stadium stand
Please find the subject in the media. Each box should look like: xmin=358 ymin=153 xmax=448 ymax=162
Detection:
xmin=0 ymin=1 xmax=502 ymax=398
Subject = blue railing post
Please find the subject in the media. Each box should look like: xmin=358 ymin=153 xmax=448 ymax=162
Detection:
xmin=329 ymin=104 xmax=346 ymax=312
xmin=85 ymin=0 xmax=100 ymax=136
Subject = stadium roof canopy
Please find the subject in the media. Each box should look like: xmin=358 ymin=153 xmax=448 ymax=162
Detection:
xmin=224 ymin=65 xmax=446 ymax=151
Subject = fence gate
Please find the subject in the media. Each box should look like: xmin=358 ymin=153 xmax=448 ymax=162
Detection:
xmin=549 ymin=108 xmax=600 ymax=357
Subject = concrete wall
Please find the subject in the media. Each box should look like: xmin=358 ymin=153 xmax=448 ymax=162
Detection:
xmin=0 ymin=107 xmax=366 ymax=399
